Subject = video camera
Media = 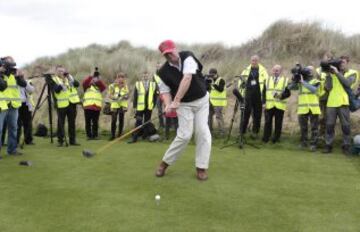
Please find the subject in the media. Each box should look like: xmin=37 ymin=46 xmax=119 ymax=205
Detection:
xmin=320 ymin=58 xmax=342 ymax=73
xmin=0 ymin=57 xmax=17 ymax=74
xmin=291 ymin=64 xmax=312 ymax=83
xmin=93 ymin=67 xmax=100 ymax=77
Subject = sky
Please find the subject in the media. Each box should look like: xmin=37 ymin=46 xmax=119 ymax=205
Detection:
xmin=1 ymin=0 xmax=359 ymax=67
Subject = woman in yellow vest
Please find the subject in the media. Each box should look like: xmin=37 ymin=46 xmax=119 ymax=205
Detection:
xmin=288 ymin=66 xmax=321 ymax=151
xmin=263 ymin=65 xmax=291 ymax=144
xmin=108 ymin=73 xmax=128 ymax=140
xmin=82 ymin=68 xmax=106 ymax=140
xmin=52 ymin=65 xmax=80 ymax=146
xmin=128 ymin=71 xmax=158 ymax=143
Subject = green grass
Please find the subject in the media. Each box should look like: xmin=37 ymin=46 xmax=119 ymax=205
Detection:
xmin=1 ymin=136 xmax=360 ymax=232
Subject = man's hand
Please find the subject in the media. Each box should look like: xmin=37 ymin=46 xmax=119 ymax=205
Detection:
xmin=165 ymin=101 xmax=180 ymax=113
xmin=330 ymin=65 xmax=339 ymax=74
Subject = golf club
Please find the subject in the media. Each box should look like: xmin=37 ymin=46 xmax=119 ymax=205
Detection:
xmin=82 ymin=115 xmax=162 ymax=158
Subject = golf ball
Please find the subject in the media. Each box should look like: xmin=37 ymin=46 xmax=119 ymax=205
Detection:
xmin=155 ymin=194 xmax=161 ymax=201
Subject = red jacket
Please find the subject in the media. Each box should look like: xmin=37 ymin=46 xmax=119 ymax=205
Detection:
xmin=82 ymin=76 xmax=107 ymax=111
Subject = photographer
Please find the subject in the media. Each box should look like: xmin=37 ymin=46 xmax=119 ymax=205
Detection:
xmin=289 ymin=66 xmax=320 ymax=151
xmin=0 ymin=58 xmax=9 ymax=158
xmin=52 ymin=65 xmax=80 ymax=147
xmin=17 ymin=71 xmax=35 ymax=146
xmin=107 ymin=73 xmax=128 ymax=141
xmin=208 ymin=68 xmax=227 ymax=136
xmin=239 ymin=55 xmax=268 ymax=139
xmin=82 ymin=67 xmax=106 ymax=140
xmin=340 ymin=56 xmax=358 ymax=91
xmin=1 ymin=56 xmax=26 ymax=156
xmin=262 ymin=65 xmax=290 ymax=144
xmin=323 ymin=59 xmax=352 ymax=154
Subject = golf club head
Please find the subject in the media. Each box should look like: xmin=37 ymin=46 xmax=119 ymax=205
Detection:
xmin=82 ymin=149 xmax=95 ymax=158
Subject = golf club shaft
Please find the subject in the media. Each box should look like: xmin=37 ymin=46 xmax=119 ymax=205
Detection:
xmin=96 ymin=116 xmax=160 ymax=154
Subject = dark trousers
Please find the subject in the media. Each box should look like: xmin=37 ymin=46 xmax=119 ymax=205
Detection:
xmin=17 ymin=103 xmax=33 ymax=144
xmin=298 ymin=113 xmax=319 ymax=146
xmin=57 ymin=103 xmax=77 ymax=144
xmin=263 ymin=107 xmax=284 ymax=143
xmin=325 ymin=106 xmax=351 ymax=147
xmin=165 ymin=117 xmax=178 ymax=140
xmin=319 ymin=99 xmax=327 ymax=137
xmin=133 ymin=109 xmax=152 ymax=140
xmin=111 ymin=108 xmax=125 ymax=138
xmin=241 ymin=96 xmax=262 ymax=134
xmin=84 ymin=109 xmax=100 ymax=139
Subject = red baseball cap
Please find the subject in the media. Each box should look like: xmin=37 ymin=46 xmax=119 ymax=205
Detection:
xmin=158 ymin=40 xmax=176 ymax=55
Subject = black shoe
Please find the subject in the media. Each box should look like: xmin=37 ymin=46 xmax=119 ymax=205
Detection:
xmin=342 ymin=145 xmax=351 ymax=155
xmin=322 ymin=145 xmax=332 ymax=154
xmin=9 ymin=151 xmax=23 ymax=156
xmin=70 ymin=143 xmax=80 ymax=146
xmin=25 ymin=142 xmax=35 ymax=145
xmin=57 ymin=143 xmax=64 ymax=147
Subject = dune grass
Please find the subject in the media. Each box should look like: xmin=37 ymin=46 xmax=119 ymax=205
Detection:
xmin=0 ymin=135 xmax=360 ymax=232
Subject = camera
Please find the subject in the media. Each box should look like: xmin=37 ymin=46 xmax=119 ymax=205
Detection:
xmin=93 ymin=67 xmax=100 ymax=77
xmin=0 ymin=57 xmax=17 ymax=74
xmin=320 ymin=58 xmax=342 ymax=73
xmin=291 ymin=64 xmax=312 ymax=83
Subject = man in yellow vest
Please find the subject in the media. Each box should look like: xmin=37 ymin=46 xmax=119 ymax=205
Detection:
xmin=340 ymin=55 xmax=358 ymax=91
xmin=240 ymin=55 xmax=268 ymax=139
xmin=52 ymin=65 xmax=80 ymax=147
xmin=262 ymin=65 xmax=290 ymax=143
xmin=289 ymin=66 xmax=320 ymax=151
xmin=128 ymin=71 xmax=158 ymax=143
xmin=82 ymin=68 xmax=106 ymax=140
xmin=17 ymin=72 xmax=35 ymax=145
xmin=153 ymin=62 xmax=165 ymax=129
xmin=108 ymin=73 xmax=128 ymax=140
xmin=1 ymin=56 xmax=26 ymax=156
xmin=208 ymin=68 xmax=227 ymax=136
xmin=323 ymin=60 xmax=352 ymax=154
xmin=0 ymin=57 xmax=11 ymax=158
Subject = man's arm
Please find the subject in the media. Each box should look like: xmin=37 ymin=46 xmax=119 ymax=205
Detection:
xmin=173 ymin=74 xmax=192 ymax=103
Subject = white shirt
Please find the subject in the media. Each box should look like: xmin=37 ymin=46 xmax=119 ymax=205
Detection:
xmin=159 ymin=56 xmax=198 ymax=94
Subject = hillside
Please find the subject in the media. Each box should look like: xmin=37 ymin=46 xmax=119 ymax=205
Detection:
xmin=23 ymin=20 xmax=360 ymax=134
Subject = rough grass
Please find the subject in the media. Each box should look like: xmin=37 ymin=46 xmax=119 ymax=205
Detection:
xmin=0 ymin=135 xmax=360 ymax=232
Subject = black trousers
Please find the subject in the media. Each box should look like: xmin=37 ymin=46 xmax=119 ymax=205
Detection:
xmin=263 ymin=107 xmax=284 ymax=143
xmin=133 ymin=109 xmax=152 ymax=140
xmin=57 ymin=103 xmax=77 ymax=144
xmin=17 ymin=103 xmax=33 ymax=144
xmin=84 ymin=109 xmax=100 ymax=139
xmin=111 ymin=108 xmax=125 ymax=138
xmin=241 ymin=96 xmax=262 ymax=134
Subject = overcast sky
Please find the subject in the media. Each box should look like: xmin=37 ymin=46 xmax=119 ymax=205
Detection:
xmin=1 ymin=0 xmax=359 ymax=67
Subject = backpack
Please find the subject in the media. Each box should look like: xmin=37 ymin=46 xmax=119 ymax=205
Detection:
xmin=34 ymin=123 xmax=48 ymax=137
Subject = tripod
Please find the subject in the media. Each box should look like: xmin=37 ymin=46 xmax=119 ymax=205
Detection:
xmin=30 ymin=74 xmax=63 ymax=145
xmin=221 ymin=78 xmax=260 ymax=150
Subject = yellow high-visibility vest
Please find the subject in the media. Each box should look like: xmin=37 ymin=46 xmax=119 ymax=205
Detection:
xmin=297 ymin=78 xmax=321 ymax=115
xmin=327 ymin=73 xmax=349 ymax=107
xmin=108 ymin=83 xmax=129 ymax=109
xmin=265 ymin=76 xmax=288 ymax=110
xmin=344 ymin=69 xmax=359 ymax=91
xmin=3 ymin=74 xmax=21 ymax=108
xmin=316 ymin=67 xmax=327 ymax=98
xmin=69 ymin=85 xmax=80 ymax=104
xmin=153 ymin=74 xmax=161 ymax=85
xmin=136 ymin=81 xmax=156 ymax=111
xmin=239 ymin=64 xmax=268 ymax=99
xmin=83 ymin=85 xmax=103 ymax=108
xmin=52 ymin=76 xmax=70 ymax=108
xmin=210 ymin=77 xmax=227 ymax=107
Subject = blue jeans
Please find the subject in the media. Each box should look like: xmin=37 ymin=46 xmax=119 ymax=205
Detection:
xmin=0 ymin=110 xmax=7 ymax=152
xmin=5 ymin=108 xmax=19 ymax=154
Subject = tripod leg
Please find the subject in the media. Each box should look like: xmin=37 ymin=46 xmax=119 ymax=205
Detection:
xmin=47 ymin=84 xmax=54 ymax=143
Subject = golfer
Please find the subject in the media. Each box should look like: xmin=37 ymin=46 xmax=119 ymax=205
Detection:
xmin=155 ymin=40 xmax=211 ymax=181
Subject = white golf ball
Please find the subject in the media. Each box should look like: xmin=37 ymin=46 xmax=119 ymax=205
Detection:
xmin=155 ymin=194 xmax=161 ymax=201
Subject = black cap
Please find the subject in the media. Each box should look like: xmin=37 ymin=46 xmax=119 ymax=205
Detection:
xmin=209 ymin=68 xmax=217 ymax=75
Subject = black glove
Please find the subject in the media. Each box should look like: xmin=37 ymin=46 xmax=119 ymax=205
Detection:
xmin=15 ymin=75 xmax=27 ymax=87
xmin=73 ymin=79 xmax=80 ymax=88
xmin=54 ymin=84 xmax=63 ymax=93
xmin=232 ymin=88 xmax=244 ymax=103
xmin=0 ymin=77 xmax=7 ymax=91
